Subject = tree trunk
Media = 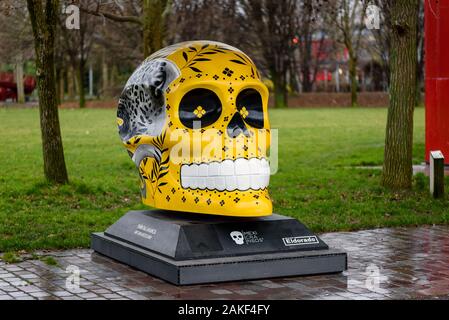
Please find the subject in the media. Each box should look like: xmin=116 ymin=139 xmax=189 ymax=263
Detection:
xmin=301 ymin=20 xmax=313 ymax=93
xmin=55 ymin=65 xmax=62 ymax=106
xmin=77 ymin=61 xmax=86 ymax=109
xmin=143 ymin=0 xmax=151 ymax=58
xmin=59 ymin=69 xmax=65 ymax=103
xmin=88 ymin=63 xmax=93 ymax=97
xmin=110 ymin=64 xmax=119 ymax=88
xmin=415 ymin=0 xmax=424 ymax=106
xmin=143 ymin=0 xmax=168 ymax=57
xmin=272 ymin=70 xmax=287 ymax=108
xmin=348 ymin=54 xmax=358 ymax=107
xmin=382 ymin=0 xmax=418 ymax=189
xmin=15 ymin=54 xmax=25 ymax=104
xmin=67 ymin=65 xmax=74 ymax=100
xmin=289 ymin=63 xmax=300 ymax=93
xmin=27 ymin=0 xmax=69 ymax=184
xmin=301 ymin=65 xmax=312 ymax=92
xmin=102 ymin=49 xmax=109 ymax=98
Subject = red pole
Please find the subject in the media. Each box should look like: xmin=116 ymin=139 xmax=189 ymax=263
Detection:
xmin=425 ymin=0 xmax=449 ymax=164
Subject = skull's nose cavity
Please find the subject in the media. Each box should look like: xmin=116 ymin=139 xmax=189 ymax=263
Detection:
xmin=227 ymin=112 xmax=250 ymax=138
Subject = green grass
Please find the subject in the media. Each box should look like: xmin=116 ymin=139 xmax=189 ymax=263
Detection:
xmin=40 ymin=256 xmax=59 ymax=267
xmin=0 ymin=252 xmax=21 ymax=263
xmin=0 ymin=106 xmax=448 ymax=252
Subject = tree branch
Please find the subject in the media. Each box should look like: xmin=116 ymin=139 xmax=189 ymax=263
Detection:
xmin=79 ymin=6 xmax=142 ymax=25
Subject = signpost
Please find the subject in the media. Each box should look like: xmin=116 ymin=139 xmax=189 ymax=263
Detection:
xmin=430 ymin=150 xmax=445 ymax=198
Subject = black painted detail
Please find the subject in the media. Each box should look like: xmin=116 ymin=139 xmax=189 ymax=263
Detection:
xmin=227 ymin=112 xmax=250 ymax=138
xmin=179 ymin=89 xmax=222 ymax=129
xmin=236 ymin=89 xmax=264 ymax=129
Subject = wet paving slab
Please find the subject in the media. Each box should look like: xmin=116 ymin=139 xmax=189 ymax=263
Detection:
xmin=1 ymin=225 xmax=449 ymax=300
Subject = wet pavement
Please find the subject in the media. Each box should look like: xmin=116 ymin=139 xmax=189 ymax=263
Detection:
xmin=1 ymin=225 xmax=449 ymax=300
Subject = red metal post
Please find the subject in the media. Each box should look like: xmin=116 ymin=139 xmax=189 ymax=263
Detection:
xmin=425 ymin=0 xmax=449 ymax=164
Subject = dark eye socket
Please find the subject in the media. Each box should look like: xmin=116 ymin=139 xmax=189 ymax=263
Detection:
xmin=236 ymin=89 xmax=264 ymax=129
xmin=179 ymin=89 xmax=222 ymax=129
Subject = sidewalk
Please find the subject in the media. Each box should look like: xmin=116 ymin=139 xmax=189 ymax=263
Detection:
xmin=1 ymin=225 xmax=449 ymax=300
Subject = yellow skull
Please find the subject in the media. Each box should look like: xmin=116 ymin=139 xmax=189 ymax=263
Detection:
xmin=117 ymin=41 xmax=272 ymax=217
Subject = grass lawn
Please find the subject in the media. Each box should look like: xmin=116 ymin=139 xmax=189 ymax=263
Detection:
xmin=0 ymin=106 xmax=448 ymax=252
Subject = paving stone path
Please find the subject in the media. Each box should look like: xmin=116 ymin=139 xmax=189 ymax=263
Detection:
xmin=1 ymin=226 xmax=449 ymax=300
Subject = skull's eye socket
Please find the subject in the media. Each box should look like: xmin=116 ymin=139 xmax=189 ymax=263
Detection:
xmin=236 ymin=89 xmax=264 ymax=129
xmin=179 ymin=89 xmax=222 ymax=129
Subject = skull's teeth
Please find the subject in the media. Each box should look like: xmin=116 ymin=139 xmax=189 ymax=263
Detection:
xmin=180 ymin=158 xmax=270 ymax=191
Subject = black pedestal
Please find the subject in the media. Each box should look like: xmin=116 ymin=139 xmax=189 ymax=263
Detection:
xmin=91 ymin=210 xmax=347 ymax=285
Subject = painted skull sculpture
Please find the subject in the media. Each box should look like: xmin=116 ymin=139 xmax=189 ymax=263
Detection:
xmin=117 ymin=41 xmax=272 ymax=217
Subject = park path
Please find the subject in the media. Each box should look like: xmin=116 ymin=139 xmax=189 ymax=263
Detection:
xmin=1 ymin=225 xmax=449 ymax=300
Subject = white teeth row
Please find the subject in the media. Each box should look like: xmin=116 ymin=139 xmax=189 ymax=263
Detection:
xmin=181 ymin=158 xmax=270 ymax=191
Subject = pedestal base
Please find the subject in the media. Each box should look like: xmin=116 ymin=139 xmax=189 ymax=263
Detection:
xmin=91 ymin=210 xmax=347 ymax=285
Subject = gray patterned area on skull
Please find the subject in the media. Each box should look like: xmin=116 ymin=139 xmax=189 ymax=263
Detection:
xmin=117 ymin=58 xmax=180 ymax=142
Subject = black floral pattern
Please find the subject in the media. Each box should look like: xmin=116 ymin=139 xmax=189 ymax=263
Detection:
xmin=139 ymin=131 xmax=170 ymax=194
xmin=223 ymin=68 xmax=234 ymax=77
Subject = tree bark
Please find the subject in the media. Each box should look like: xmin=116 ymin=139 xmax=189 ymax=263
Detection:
xmin=301 ymin=50 xmax=313 ymax=93
xmin=67 ymin=64 xmax=75 ymax=100
xmin=272 ymin=70 xmax=287 ymax=108
xmin=102 ymin=49 xmax=109 ymax=98
xmin=27 ymin=0 xmax=69 ymax=184
xmin=77 ymin=61 xmax=86 ymax=109
xmin=143 ymin=0 xmax=152 ymax=58
xmin=143 ymin=0 xmax=169 ymax=57
xmin=382 ymin=0 xmax=418 ymax=189
xmin=348 ymin=54 xmax=358 ymax=107
xmin=110 ymin=65 xmax=119 ymax=88
xmin=55 ymin=64 xmax=62 ymax=106
xmin=300 ymin=3 xmax=313 ymax=93
xmin=59 ymin=69 xmax=65 ymax=103
xmin=15 ymin=53 xmax=25 ymax=104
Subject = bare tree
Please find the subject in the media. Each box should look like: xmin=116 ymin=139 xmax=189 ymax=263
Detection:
xmin=0 ymin=1 xmax=34 ymax=103
xmin=366 ymin=0 xmax=424 ymax=97
xmin=143 ymin=0 xmax=171 ymax=56
xmin=294 ymin=0 xmax=329 ymax=93
xmin=168 ymin=0 xmax=223 ymax=42
xmin=327 ymin=0 xmax=368 ymax=106
xmin=382 ymin=0 xmax=419 ymax=189
xmin=78 ymin=0 xmax=172 ymax=57
xmin=27 ymin=0 xmax=69 ymax=184
xmin=60 ymin=0 xmax=100 ymax=108
xmin=416 ymin=0 xmax=425 ymax=105
xmin=367 ymin=0 xmax=391 ymax=90
xmin=240 ymin=0 xmax=299 ymax=108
